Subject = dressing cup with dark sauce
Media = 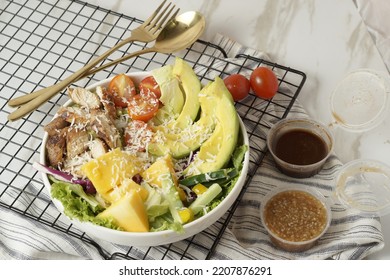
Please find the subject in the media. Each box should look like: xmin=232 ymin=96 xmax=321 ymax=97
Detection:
xmin=266 ymin=118 xmax=334 ymax=178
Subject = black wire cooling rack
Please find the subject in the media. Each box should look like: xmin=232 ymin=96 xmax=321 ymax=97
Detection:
xmin=0 ymin=0 xmax=306 ymax=259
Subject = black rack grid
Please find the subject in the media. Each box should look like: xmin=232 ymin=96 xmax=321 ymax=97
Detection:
xmin=0 ymin=0 xmax=306 ymax=259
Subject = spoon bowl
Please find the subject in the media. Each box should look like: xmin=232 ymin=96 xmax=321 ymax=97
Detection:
xmin=156 ymin=11 xmax=206 ymax=52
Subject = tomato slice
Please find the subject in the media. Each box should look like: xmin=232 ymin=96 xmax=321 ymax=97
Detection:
xmin=139 ymin=76 xmax=161 ymax=99
xmin=223 ymin=74 xmax=250 ymax=101
xmin=127 ymin=91 xmax=159 ymax=122
xmin=250 ymin=67 xmax=278 ymax=99
xmin=108 ymin=74 xmax=137 ymax=107
xmin=124 ymin=120 xmax=153 ymax=152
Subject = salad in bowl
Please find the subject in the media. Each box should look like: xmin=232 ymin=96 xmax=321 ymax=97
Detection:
xmin=37 ymin=57 xmax=249 ymax=246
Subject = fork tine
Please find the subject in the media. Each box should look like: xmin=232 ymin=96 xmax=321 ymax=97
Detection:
xmin=142 ymin=0 xmax=167 ymax=26
xmin=150 ymin=7 xmax=179 ymax=35
xmin=148 ymin=2 xmax=172 ymax=28
xmin=165 ymin=7 xmax=180 ymax=26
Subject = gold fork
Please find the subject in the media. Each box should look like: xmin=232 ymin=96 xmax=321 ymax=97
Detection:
xmin=7 ymin=0 xmax=178 ymax=120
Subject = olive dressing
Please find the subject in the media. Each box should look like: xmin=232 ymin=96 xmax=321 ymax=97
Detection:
xmin=274 ymin=129 xmax=328 ymax=165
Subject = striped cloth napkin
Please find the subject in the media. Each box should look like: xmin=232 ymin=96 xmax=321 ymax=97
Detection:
xmin=0 ymin=34 xmax=384 ymax=260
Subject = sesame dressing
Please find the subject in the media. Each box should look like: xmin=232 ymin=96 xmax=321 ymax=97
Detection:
xmin=264 ymin=190 xmax=328 ymax=242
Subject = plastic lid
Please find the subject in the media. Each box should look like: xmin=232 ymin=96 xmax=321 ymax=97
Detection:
xmin=335 ymin=159 xmax=390 ymax=216
xmin=330 ymin=69 xmax=390 ymax=132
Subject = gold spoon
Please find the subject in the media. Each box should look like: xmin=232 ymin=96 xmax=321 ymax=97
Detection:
xmin=7 ymin=11 xmax=206 ymax=122
xmin=79 ymin=11 xmax=205 ymax=79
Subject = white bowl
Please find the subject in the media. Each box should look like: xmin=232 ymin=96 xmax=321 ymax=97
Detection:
xmin=40 ymin=72 xmax=250 ymax=246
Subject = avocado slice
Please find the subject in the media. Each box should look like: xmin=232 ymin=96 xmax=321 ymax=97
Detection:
xmin=151 ymin=64 xmax=185 ymax=124
xmin=153 ymin=78 xmax=185 ymax=124
xmin=185 ymin=77 xmax=239 ymax=175
xmin=148 ymin=80 xmax=218 ymax=158
xmin=169 ymin=57 xmax=201 ymax=129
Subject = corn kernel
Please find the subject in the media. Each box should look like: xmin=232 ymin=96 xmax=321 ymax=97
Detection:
xmin=178 ymin=208 xmax=194 ymax=224
xmin=192 ymin=184 xmax=208 ymax=195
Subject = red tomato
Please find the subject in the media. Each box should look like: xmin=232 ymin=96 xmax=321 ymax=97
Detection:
xmin=108 ymin=74 xmax=137 ymax=107
xmin=127 ymin=91 xmax=159 ymax=122
xmin=223 ymin=74 xmax=250 ymax=101
xmin=139 ymin=76 xmax=161 ymax=99
xmin=250 ymin=67 xmax=278 ymax=99
xmin=124 ymin=120 xmax=153 ymax=152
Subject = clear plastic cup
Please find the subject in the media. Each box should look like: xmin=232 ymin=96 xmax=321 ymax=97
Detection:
xmin=330 ymin=69 xmax=390 ymax=132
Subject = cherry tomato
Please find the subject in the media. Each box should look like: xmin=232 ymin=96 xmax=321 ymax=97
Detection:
xmin=250 ymin=67 xmax=278 ymax=99
xmin=223 ymin=74 xmax=250 ymax=101
xmin=127 ymin=91 xmax=159 ymax=122
xmin=124 ymin=120 xmax=153 ymax=152
xmin=139 ymin=76 xmax=161 ymax=99
xmin=108 ymin=74 xmax=137 ymax=107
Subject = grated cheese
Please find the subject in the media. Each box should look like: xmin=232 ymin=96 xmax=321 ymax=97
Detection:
xmin=61 ymin=150 xmax=94 ymax=178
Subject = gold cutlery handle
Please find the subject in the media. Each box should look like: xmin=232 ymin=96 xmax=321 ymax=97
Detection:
xmin=7 ymin=72 xmax=83 ymax=121
xmin=81 ymin=47 xmax=156 ymax=78
xmin=7 ymin=37 xmax=133 ymax=108
xmin=7 ymin=47 xmax=155 ymax=122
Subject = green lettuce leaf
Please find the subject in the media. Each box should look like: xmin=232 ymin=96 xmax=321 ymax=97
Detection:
xmin=149 ymin=213 xmax=184 ymax=233
xmin=142 ymin=182 xmax=170 ymax=222
xmin=50 ymin=177 xmax=122 ymax=230
xmin=147 ymin=204 xmax=170 ymax=222
xmin=232 ymin=144 xmax=248 ymax=171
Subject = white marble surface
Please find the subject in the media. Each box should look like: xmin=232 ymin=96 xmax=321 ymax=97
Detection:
xmin=70 ymin=0 xmax=390 ymax=259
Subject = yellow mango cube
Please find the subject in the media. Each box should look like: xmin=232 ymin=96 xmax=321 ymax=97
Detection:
xmin=97 ymin=190 xmax=149 ymax=232
xmin=107 ymin=178 xmax=149 ymax=203
xmin=141 ymin=154 xmax=177 ymax=188
xmin=81 ymin=148 xmax=142 ymax=200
